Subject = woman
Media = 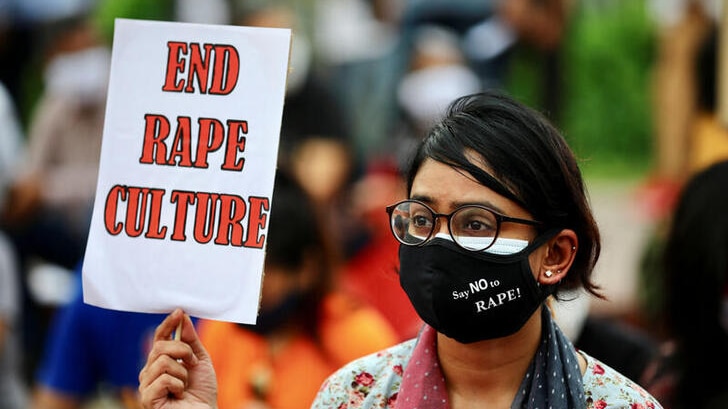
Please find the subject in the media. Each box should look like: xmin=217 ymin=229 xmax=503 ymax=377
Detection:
xmin=138 ymin=91 xmax=662 ymax=408
xmin=640 ymin=160 xmax=728 ymax=408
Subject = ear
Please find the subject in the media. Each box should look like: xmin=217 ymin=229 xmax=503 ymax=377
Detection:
xmin=536 ymin=229 xmax=577 ymax=285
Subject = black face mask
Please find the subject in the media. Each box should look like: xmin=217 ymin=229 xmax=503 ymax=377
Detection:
xmin=237 ymin=291 xmax=302 ymax=336
xmin=399 ymin=233 xmax=557 ymax=343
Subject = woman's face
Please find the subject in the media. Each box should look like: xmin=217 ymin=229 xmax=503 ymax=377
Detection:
xmin=410 ymin=158 xmax=537 ymax=240
xmin=410 ymin=158 xmax=546 ymax=274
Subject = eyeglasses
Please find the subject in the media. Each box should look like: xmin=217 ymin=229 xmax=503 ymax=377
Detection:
xmin=385 ymin=199 xmax=541 ymax=252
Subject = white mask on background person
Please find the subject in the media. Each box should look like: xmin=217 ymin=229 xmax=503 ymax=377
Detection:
xmin=44 ymin=45 xmax=111 ymax=104
xmin=397 ymin=24 xmax=482 ymax=132
xmin=397 ymin=64 xmax=481 ymax=131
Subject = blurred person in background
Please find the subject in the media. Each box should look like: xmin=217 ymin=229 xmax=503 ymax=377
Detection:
xmin=639 ymin=159 xmax=728 ymax=408
xmin=0 ymin=13 xmax=110 ymax=379
xmin=340 ymin=160 xmax=423 ymax=341
xmin=0 ymin=79 xmax=29 ymax=409
xmin=0 ymin=0 xmax=95 ymax=115
xmin=1 ymin=14 xmax=108 ymax=271
xmin=676 ymin=20 xmax=728 ymax=186
xmin=232 ymin=2 xmax=351 ymax=166
xmin=285 ymin=135 xmax=360 ymax=256
xmin=391 ymin=23 xmax=483 ymax=168
xmin=196 ymin=169 xmax=398 ymax=409
xmin=641 ymin=0 xmax=720 ymax=219
xmin=29 ymin=265 xmax=170 ymax=409
xmin=313 ymin=0 xmax=404 ymax=160
xmin=371 ymin=0 xmax=493 ymax=165
xmin=496 ymin=0 xmax=572 ymax=121
xmin=325 ymin=0 xmax=574 ymax=177
xmin=393 ymin=0 xmax=569 ymax=96
xmin=0 ymin=232 xmax=27 ymax=409
xmin=0 ymin=82 xmax=25 ymax=209
xmin=233 ymin=3 xmax=361 ymax=256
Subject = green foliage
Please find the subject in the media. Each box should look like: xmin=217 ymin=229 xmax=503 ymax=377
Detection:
xmin=93 ymin=0 xmax=175 ymax=44
xmin=506 ymin=0 xmax=657 ymax=179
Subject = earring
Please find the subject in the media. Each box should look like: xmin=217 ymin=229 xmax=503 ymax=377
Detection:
xmin=545 ymin=270 xmax=553 ymax=278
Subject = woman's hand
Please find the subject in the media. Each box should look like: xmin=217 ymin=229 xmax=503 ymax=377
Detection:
xmin=139 ymin=309 xmax=217 ymax=409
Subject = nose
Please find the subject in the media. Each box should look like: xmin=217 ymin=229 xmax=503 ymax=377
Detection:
xmin=433 ymin=215 xmax=450 ymax=237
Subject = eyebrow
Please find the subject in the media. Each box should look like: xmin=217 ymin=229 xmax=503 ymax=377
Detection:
xmin=409 ymin=194 xmax=507 ymax=215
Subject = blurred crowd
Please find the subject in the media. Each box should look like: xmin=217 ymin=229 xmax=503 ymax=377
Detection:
xmin=0 ymin=0 xmax=726 ymax=408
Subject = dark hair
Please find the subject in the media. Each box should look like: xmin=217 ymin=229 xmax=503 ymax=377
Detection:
xmin=404 ymin=90 xmax=602 ymax=298
xmin=267 ymin=170 xmax=323 ymax=269
xmin=696 ymin=24 xmax=717 ymax=112
xmin=661 ymin=160 xmax=728 ymax=406
xmin=265 ymin=169 xmax=335 ymax=335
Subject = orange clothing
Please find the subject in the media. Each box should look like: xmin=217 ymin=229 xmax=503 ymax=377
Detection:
xmin=342 ymin=235 xmax=423 ymax=341
xmin=689 ymin=113 xmax=728 ymax=176
xmin=199 ymin=292 xmax=398 ymax=409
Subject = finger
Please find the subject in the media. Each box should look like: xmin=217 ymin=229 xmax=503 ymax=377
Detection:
xmin=144 ymin=338 xmax=198 ymax=374
xmin=140 ymin=371 xmax=186 ymax=406
xmin=139 ymin=353 xmax=189 ymax=390
xmin=153 ymin=308 xmax=185 ymax=342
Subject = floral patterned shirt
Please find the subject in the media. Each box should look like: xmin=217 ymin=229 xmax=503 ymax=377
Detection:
xmin=311 ymin=338 xmax=663 ymax=408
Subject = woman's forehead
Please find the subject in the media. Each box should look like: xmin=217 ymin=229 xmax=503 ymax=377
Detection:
xmin=411 ymin=159 xmax=520 ymax=215
xmin=463 ymin=148 xmax=488 ymax=168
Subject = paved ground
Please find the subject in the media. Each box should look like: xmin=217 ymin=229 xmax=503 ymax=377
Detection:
xmin=582 ymin=177 xmax=657 ymax=320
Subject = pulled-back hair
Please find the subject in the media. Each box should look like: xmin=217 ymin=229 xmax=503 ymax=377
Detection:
xmin=404 ymin=90 xmax=602 ymax=298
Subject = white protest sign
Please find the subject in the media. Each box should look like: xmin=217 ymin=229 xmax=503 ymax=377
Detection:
xmin=82 ymin=19 xmax=291 ymax=324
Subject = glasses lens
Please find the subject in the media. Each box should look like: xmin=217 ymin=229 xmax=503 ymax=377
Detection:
xmin=450 ymin=206 xmax=498 ymax=251
xmin=390 ymin=201 xmax=433 ymax=245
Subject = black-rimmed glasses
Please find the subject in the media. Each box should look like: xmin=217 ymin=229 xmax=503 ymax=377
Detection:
xmin=385 ymin=199 xmax=541 ymax=252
